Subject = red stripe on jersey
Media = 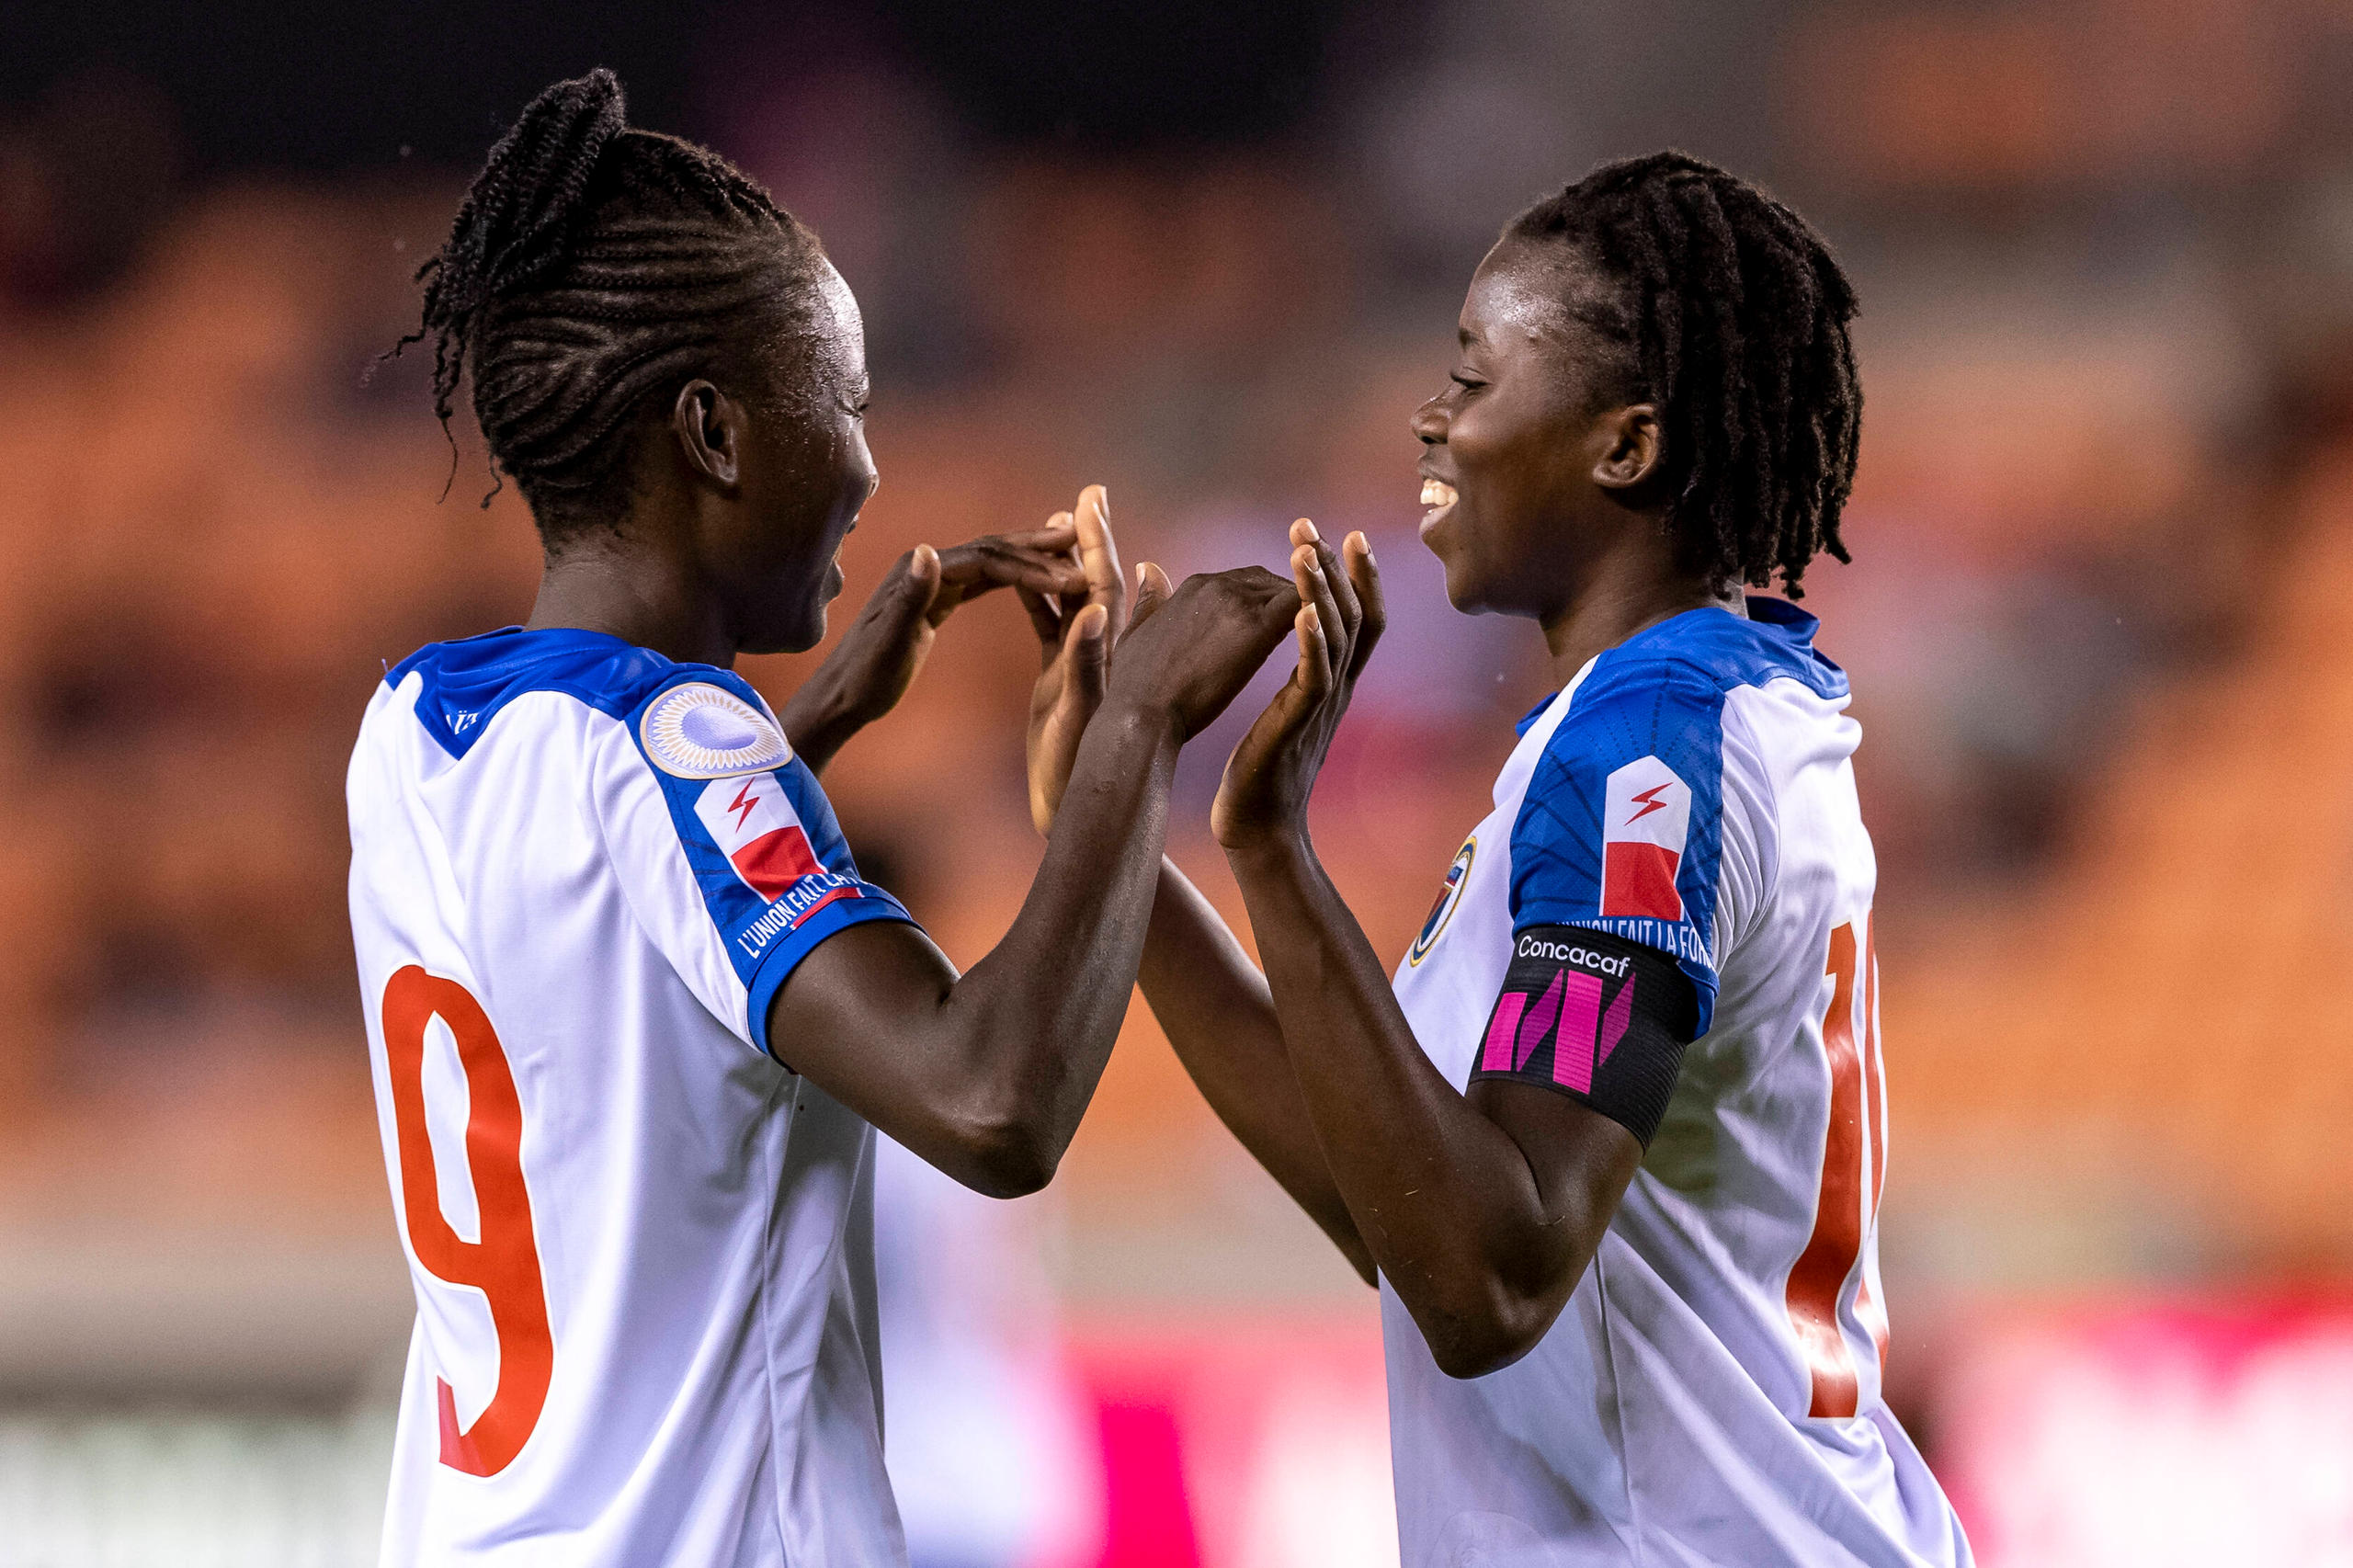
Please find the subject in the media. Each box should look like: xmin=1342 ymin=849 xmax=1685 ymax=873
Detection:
xmin=731 ymin=824 xmax=824 ymax=900
xmin=1602 ymin=841 xmax=1683 ymax=921
xmin=790 ymin=883 xmax=861 ymax=926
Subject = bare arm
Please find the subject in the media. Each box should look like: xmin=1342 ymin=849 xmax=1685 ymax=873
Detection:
xmin=1020 ymin=519 xmax=1371 ymax=1278
xmin=1137 ymin=858 xmax=1374 ymax=1281
xmin=769 ymin=565 xmax=1301 ymax=1198
xmin=1212 ymin=524 xmax=1644 ymax=1377
xmin=1226 ymin=830 xmax=1639 ymax=1372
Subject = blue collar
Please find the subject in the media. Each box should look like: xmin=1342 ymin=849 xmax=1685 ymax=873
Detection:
xmin=1509 ymin=597 xmax=1825 ymax=737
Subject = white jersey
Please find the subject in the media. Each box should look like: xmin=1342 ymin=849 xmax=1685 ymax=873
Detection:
xmin=347 ymin=627 xmax=918 ymax=1567
xmin=1386 ymin=600 xmax=1972 ymax=1568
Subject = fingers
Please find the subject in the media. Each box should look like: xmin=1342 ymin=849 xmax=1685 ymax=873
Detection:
xmin=1342 ymin=530 xmax=1385 ymax=676
xmin=879 ymin=543 xmax=943 ymax=627
xmin=1294 ymin=602 xmax=1332 ymax=699
xmin=1222 ymin=604 xmax=1325 ymax=797
xmin=1073 ymin=484 xmax=1125 ymax=631
xmin=932 ymin=536 xmax=1087 ymax=599
xmin=1017 ymin=585 xmax=1063 ymax=667
xmin=1290 ymin=533 xmax=1347 ymax=687
xmin=1290 ymin=517 xmax=1360 ymax=631
xmin=1067 ymin=601 xmax=1110 ymax=707
xmin=997 ymin=518 xmax=1080 ymax=555
xmin=1125 ymin=561 xmax=1174 ymax=639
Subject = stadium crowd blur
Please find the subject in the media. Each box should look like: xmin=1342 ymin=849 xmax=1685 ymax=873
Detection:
xmin=6 ymin=2 xmax=2353 ymax=1562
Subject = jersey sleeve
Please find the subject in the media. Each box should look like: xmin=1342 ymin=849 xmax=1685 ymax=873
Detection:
xmin=1508 ymin=658 xmax=1758 ymax=1038
xmin=590 ymin=670 xmax=915 ymax=1058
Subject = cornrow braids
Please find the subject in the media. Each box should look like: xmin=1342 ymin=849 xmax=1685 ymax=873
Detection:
xmin=1506 ymin=152 xmax=1861 ymax=597
xmin=392 ymin=69 xmax=827 ymax=536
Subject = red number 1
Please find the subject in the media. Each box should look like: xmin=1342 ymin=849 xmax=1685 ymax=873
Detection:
xmin=383 ymin=966 xmax=553 ymax=1476
xmin=1784 ymin=916 xmax=1888 ymax=1419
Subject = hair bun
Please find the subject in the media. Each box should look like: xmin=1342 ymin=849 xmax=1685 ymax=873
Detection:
xmin=425 ymin=69 xmax=629 ymax=324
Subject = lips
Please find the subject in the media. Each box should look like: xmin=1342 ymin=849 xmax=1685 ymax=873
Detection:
xmin=1419 ymin=477 xmax=1459 ymax=540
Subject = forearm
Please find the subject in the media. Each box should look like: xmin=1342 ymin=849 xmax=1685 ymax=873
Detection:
xmin=940 ymin=702 xmax=1180 ymax=1173
xmin=1138 ymin=858 xmax=1372 ymax=1281
xmin=1227 ymin=834 xmax=1586 ymax=1359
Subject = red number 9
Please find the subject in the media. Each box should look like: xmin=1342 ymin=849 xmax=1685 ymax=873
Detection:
xmin=383 ymin=966 xmax=553 ymax=1476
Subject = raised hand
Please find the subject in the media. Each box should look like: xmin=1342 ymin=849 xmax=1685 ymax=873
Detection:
xmin=1021 ymin=485 xmax=1124 ymax=833
xmin=779 ymin=524 xmax=1088 ymax=775
xmin=1211 ymin=521 xmax=1384 ymax=849
xmin=1107 ymin=565 xmax=1302 ymax=743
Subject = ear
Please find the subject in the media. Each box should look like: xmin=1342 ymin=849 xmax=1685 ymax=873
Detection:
xmin=1591 ymin=403 xmax=1663 ymax=492
xmin=671 ymin=379 xmax=745 ymax=490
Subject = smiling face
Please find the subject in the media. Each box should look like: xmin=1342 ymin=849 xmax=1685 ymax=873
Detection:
xmin=1412 ymin=240 xmax=1664 ymax=621
xmin=706 ymin=258 xmax=877 ymax=655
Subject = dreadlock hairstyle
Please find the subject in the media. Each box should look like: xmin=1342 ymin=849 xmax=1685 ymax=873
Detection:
xmin=1506 ymin=152 xmax=1861 ymax=597
xmin=394 ymin=69 xmax=826 ymax=537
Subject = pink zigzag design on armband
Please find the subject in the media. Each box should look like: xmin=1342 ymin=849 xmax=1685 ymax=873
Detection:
xmin=1515 ymin=971 xmax=1567 ymax=1073
xmin=1597 ymin=973 xmax=1634 ymax=1069
xmin=1551 ymin=971 xmax=1606 ymax=1092
xmin=1481 ymin=991 xmax=1529 ymax=1074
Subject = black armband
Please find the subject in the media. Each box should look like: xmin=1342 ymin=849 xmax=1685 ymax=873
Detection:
xmin=1467 ymin=925 xmax=1700 ymax=1148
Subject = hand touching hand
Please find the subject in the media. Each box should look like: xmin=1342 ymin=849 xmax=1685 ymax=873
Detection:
xmin=779 ymin=526 xmax=1088 ymax=776
xmin=1211 ymin=521 xmax=1384 ymax=851
xmin=1107 ymin=564 xmax=1303 ymax=742
xmin=1021 ymin=485 xmax=1125 ymax=834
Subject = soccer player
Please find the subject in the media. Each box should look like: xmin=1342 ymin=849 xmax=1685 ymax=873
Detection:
xmin=348 ymin=72 xmax=1297 ymax=1565
xmin=1041 ymin=154 xmax=1972 ymax=1564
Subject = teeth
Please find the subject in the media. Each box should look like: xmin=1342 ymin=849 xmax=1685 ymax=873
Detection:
xmin=1420 ymin=480 xmax=1458 ymax=508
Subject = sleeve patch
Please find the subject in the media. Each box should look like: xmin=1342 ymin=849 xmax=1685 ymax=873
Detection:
xmin=1469 ymin=925 xmax=1700 ymax=1148
xmin=642 ymin=682 xmax=792 ymax=778
xmin=696 ymin=773 xmax=825 ymax=896
xmin=1601 ymin=756 xmax=1691 ymax=921
xmin=622 ymin=670 xmax=915 ymax=1057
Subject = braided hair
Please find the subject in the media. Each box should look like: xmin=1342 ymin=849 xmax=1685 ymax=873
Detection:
xmin=1506 ymin=152 xmax=1861 ymax=597
xmin=394 ymin=69 xmax=827 ymax=537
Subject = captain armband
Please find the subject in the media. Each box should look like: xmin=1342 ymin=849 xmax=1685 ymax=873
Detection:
xmin=1467 ymin=925 xmax=1701 ymax=1148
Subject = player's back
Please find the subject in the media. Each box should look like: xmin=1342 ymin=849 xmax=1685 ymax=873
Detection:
xmin=347 ymin=627 xmax=914 ymax=1567
xmin=1387 ymin=601 xmax=1971 ymax=1567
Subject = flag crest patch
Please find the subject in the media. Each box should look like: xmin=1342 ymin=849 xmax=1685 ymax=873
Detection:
xmin=1600 ymin=756 xmax=1690 ymax=921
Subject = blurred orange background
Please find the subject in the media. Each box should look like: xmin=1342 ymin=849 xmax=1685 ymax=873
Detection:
xmin=5 ymin=2 xmax=2353 ymax=1562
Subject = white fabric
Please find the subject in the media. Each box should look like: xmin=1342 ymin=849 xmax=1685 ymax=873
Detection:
xmin=1384 ymin=641 xmax=1972 ymax=1568
xmin=348 ymin=666 xmax=904 ymax=1568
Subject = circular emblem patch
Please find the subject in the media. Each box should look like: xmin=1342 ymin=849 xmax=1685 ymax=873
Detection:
xmin=1407 ymin=835 xmax=1475 ymax=967
xmin=640 ymin=683 xmax=792 ymax=778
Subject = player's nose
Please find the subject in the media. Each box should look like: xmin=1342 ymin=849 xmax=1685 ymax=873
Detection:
xmin=1411 ymin=394 xmax=1448 ymax=444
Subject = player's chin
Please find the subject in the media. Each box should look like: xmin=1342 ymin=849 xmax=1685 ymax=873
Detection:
xmin=1424 ymin=521 xmax=1483 ymax=613
xmin=1434 ymin=550 xmax=1495 ymax=616
xmin=790 ymin=601 xmax=830 ymax=654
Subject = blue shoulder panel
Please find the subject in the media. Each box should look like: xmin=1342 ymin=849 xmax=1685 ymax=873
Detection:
xmin=1506 ymin=599 xmax=1841 ymax=1037
xmin=387 ymin=630 xmax=915 ymax=1058
xmin=619 ymin=665 xmax=913 ymax=1055
xmin=1511 ymin=661 xmax=1729 ymax=1032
